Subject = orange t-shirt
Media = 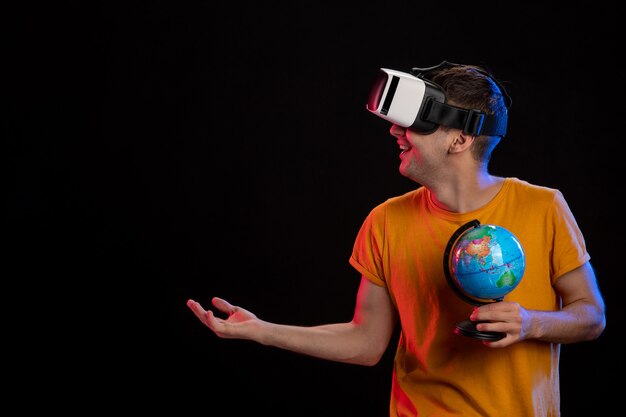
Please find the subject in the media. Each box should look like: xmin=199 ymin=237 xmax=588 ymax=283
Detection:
xmin=350 ymin=177 xmax=590 ymax=417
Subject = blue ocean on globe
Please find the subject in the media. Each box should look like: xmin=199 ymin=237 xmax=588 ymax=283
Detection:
xmin=449 ymin=224 xmax=525 ymax=302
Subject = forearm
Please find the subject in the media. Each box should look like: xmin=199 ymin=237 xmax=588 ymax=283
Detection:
xmin=528 ymin=301 xmax=606 ymax=344
xmin=256 ymin=320 xmax=381 ymax=366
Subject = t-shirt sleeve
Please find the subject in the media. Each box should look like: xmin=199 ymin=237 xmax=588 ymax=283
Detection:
xmin=349 ymin=204 xmax=387 ymax=287
xmin=551 ymin=190 xmax=591 ymax=283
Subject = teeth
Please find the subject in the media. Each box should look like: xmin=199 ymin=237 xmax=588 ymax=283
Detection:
xmin=400 ymin=145 xmax=409 ymax=150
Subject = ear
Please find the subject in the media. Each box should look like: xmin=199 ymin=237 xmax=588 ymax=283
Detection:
xmin=448 ymin=132 xmax=476 ymax=154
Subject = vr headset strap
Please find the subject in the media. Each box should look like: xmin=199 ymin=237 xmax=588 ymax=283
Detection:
xmin=424 ymin=99 xmax=507 ymax=137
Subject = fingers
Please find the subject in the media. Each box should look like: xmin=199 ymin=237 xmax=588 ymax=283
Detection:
xmin=471 ymin=301 xmax=521 ymax=322
xmin=482 ymin=338 xmax=508 ymax=348
xmin=187 ymin=297 xmax=239 ymax=321
xmin=478 ymin=328 xmax=519 ymax=348
xmin=211 ymin=297 xmax=238 ymax=315
xmin=187 ymin=297 xmax=239 ymax=317
xmin=470 ymin=302 xmax=525 ymax=348
xmin=187 ymin=297 xmax=251 ymax=338
xmin=475 ymin=320 xmax=514 ymax=334
xmin=187 ymin=299 xmax=209 ymax=324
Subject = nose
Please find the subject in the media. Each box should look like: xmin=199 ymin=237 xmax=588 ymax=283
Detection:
xmin=390 ymin=124 xmax=406 ymax=138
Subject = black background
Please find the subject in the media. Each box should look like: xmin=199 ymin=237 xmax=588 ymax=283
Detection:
xmin=8 ymin=2 xmax=623 ymax=415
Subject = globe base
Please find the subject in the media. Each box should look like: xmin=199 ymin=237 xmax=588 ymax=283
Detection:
xmin=454 ymin=319 xmax=505 ymax=341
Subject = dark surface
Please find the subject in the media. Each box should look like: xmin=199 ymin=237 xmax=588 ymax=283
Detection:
xmin=8 ymin=2 xmax=622 ymax=415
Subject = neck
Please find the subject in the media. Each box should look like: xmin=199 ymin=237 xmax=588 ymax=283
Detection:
xmin=429 ymin=171 xmax=504 ymax=214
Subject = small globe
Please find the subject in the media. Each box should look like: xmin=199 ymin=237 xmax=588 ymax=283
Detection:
xmin=447 ymin=223 xmax=525 ymax=304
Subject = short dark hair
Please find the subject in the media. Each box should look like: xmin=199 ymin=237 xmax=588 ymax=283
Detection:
xmin=426 ymin=64 xmax=509 ymax=163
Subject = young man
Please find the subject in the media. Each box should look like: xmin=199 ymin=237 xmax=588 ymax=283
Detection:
xmin=187 ymin=62 xmax=606 ymax=416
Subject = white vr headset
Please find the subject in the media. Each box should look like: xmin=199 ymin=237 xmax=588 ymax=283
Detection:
xmin=366 ymin=63 xmax=508 ymax=137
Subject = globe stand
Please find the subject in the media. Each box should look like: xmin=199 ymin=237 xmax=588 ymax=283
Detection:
xmin=454 ymin=319 xmax=505 ymax=341
xmin=444 ymin=220 xmax=506 ymax=342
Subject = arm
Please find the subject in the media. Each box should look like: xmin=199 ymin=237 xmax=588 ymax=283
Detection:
xmin=472 ymin=262 xmax=606 ymax=348
xmin=187 ymin=276 xmax=397 ymax=366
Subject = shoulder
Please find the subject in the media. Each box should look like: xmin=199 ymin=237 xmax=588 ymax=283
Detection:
xmin=503 ymin=178 xmax=577 ymax=222
xmin=505 ymin=177 xmax=562 ymax=202
xmin=377 ymin=187 xmax=425 ymax=209
xmin=365 ymin=187 xmax=426 ymax=220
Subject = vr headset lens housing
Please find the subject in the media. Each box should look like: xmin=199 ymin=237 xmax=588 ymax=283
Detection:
xmin=366 ymin=68 xmax=444 ymax=134
xmin=366 ymin=66 xmax=508 ymax=137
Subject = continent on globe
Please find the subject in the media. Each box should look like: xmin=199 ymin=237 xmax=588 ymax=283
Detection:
xmin=497 ymin=269 xmax=518 ymax=289
xmin=464 ymin=236 xmax=492 ymax=262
